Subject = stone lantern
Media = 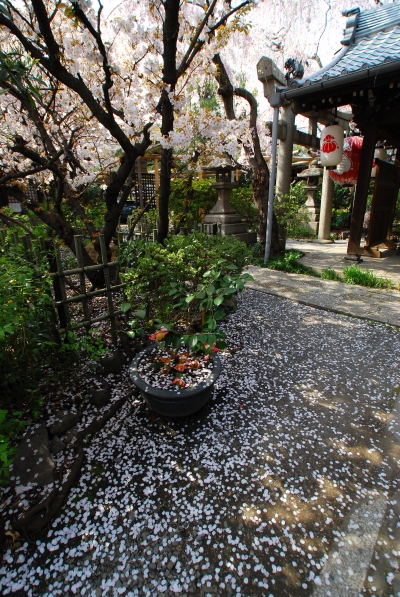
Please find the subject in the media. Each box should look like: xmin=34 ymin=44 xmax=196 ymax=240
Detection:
xmin=204 ymin=160 xmax=257 ymax=245
xmin=297 ymin=163 xmax=323 ymax=234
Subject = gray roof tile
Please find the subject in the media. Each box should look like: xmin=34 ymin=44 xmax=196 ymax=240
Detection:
xmin=304 ymin=1 xmax=400 ymax=87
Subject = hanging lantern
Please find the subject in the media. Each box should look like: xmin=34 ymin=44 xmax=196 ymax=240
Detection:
xmin=329 ymin=135 xmax=363 ymax=185
xmin=320 ymin=124 xmax=344 ymax=168
xmin=371 ymin=147 xmax=388 ymax=177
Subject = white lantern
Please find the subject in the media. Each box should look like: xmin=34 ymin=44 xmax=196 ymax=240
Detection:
xmin=320 ymin=124 xmax=344 ymax=168
xmin=371 ymin=147 xmax=387 ymax=177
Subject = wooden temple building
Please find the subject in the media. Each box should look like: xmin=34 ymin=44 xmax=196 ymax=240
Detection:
xmin=268 ymin=0 xmax=400 ymax=258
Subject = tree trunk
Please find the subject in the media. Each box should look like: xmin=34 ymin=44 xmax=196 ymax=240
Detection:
xmin=157 ymin=0 xmax=180 ymax=242
xmin=213 ymin=53 xmax=281 ymax=256
xmin=28 ymin=201 xmax=105 ymax=287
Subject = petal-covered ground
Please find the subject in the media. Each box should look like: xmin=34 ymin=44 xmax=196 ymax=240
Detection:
xmin=1 ymin=289 xmax=400 ymax=597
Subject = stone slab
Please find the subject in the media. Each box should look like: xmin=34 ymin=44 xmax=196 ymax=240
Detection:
xmin=246 ymin=265 xmax=400 ymax=327
xmin=10 ymin=422 xmax=55 ymax=487
xmin=219 ymin=223 xmax=249 ymax=235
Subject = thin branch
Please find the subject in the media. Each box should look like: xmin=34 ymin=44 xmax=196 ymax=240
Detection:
xmin=0 ymin=148 xmax=64 ymax=184
xmin=177 ymin=0 xmax=218 ymax=77
xmin=0 ymin=212 xmax=35 ymax=237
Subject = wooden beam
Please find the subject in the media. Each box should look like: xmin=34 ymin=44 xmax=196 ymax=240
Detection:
xmin=347 ymin=123 xmax=377 ymax=255
xmin=154 ymin=158 xmax=160 ymax=190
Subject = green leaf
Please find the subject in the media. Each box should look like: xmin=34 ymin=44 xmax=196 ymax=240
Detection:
xmin=185 ymin=295 xmax=195 ymax=304
xmin=214 ymin=308 xmax=226 ymax=321
xmin=241 ymin=273 xmax=254 ymax=281
xmin=227 ymin=264 xmax=238 ymax=270
xmin=214 ymin=295 xmax=224 ymax=306
xmin=171 ymin=334 xmax=182 ymax=349
xmin=206 ymin=333 xmax=216 ymax=345
xmin=197 ymin=334 xmax=208 ymax=343
xmin=205 ymin=318 xmax=217 ymax=332
xmin=120 ymin=302 xmax=131 ymax=313
xmin=187 ymin=335 xmax=198 ymax=349
xmin=216 ymin=340 xmax=227 ymax=349
xmin=206 ymin=285 xmax=216 ymax=296
xmin=196 ymin=290 xmax=206 ymax=299
xmin=133 ymin=309 xmax=146 ymax=319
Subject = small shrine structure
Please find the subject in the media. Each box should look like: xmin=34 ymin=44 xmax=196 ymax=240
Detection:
xmin=266 ymin=0 xmax=400 ymax=258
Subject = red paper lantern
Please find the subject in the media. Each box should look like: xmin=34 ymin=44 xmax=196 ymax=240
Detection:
xmin=329 ymin=136 xmax=363 ymax=185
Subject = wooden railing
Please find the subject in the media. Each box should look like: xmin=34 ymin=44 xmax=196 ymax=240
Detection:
xmin=0 ymin=230 xmax=125 ymax=345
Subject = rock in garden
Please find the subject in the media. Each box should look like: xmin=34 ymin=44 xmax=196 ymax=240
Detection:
xmin=48 ymin=410 xmax=82 ymax=436
xmin=88 ymin=377 xmax=111 ymax=408
xmin=10 ymin=423 xmax=55 ymax=487
xmin=50 ymin=435 xmax=66 ymax=455
xmin=100 ymin=350 xmax=124 ymax=374
xmin=63 ymin=428 xmax=78 ymax=445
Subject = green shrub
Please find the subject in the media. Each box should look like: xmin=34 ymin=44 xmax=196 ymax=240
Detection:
xmin=0 ymin=226 xmax=55 ymax=477
xmin=229 ymin=186 xmax=259 ymax=231
xmin=331 ymin=208 xmax=351 ymax=230
xmin=0 ymin=231 xmax=55 ymax=411
xmin=321 ymin=268 xmax=341 ymax=281
xmin=169 ymin=179 xmax=217 ymax=222
xmin=333 ymin=183 xmax=353 ymax=211
xmin=121 ymin=232 xmax=249 ymax=321
xmin=267 ymin=249 xmax=317 ymax=275
xmin=342 ymin=265 xmax=393 ymax=289
xmin=0 ymin=409 xmax=30 ymax=479
xmin=274 ymin=181 xmax=311 ymax=239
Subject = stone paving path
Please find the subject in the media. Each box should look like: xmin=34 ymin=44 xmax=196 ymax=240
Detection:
xmin=246 ymin=266 xmax=400 ymax=327
xmin=287 ymin=240 xmax=400 ymax=285
xmin=1 ymin=287 xmax=400 ymax=597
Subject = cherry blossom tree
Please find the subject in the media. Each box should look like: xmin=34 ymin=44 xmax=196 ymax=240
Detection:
xmin=0 ymin=0 xmax=254 ymax=268
xmin=0 ymin=0 xmax=387 ymax=276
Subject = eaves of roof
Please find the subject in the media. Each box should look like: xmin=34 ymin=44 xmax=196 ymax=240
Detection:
xmin=275 ymin=1 xmax=400 ymax=104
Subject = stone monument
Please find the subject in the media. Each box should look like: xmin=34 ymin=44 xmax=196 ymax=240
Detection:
xmin=297 ymin=163 xmax=323 ymax=234
xmin=204 ymin=161 xmax=257 ymax=246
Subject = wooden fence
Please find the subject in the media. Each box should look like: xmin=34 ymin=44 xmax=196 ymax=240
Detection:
xmin=0 ymin=230 xmax=126 ymax=345
xmin=1 ymin=222 xmax=220 ymax=344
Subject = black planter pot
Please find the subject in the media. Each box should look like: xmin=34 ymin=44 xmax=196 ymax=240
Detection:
xmin=129 ymin=346 xmax=222 ymax=417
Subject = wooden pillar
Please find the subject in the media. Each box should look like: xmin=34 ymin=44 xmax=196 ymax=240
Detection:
xmin=347 ymin=124 xmax=377 ymax=255
xmin=154 ymin=158 xmax=160 ymax=190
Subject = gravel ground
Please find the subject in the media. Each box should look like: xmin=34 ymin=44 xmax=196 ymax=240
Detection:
xmin=1 ymin=288 xmax=400 ymax=597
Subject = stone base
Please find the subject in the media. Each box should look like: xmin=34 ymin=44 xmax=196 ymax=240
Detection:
xmin=222 ymin=231 xmax=257 ymax=246
xmin=305 ymin=221 xmax=319 ymax=234
xmin=204 ymin=213 xmax=241 ymax=225
xmin=315 ymin=238 xmax=334 ymax=244
xmin=220 ymin=222 xmax=249 ymax=235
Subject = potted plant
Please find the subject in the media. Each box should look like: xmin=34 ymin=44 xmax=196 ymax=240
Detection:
xmin=126 ymin=260 xmax=253 ymax=417
xmin=129 ymin=325 xmax=223 ymax=417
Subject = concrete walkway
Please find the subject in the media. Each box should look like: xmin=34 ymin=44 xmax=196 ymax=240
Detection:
xmin=287 ymin=239 xmax=400 ymax=285
xmin=246 ymin=246 xmax=400 ymax=328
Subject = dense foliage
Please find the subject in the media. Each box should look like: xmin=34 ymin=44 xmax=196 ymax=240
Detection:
xmin=121 ymin=232 xmax=249 ymax=323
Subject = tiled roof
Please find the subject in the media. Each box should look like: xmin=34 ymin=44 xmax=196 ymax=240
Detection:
xmin=298 ymin=1 xmax=400 ymax=89
xmin=355 ymin=2 xmax=400 ymax=41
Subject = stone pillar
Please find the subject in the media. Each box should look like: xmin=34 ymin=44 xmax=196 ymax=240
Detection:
xmin=318 ymin=168 xmax=334 ymax=243
xmin=276 ymin=103 xmax=296 ymax=201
